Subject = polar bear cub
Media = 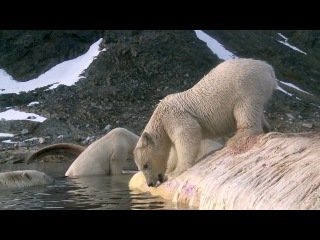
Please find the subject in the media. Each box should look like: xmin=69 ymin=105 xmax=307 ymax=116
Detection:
xmin=0 ymin=170 xmax=54 ymax=190
xmin=27 ymin=128 xmax=140 ymax=177
xmin=134 ymin=58 xmax=278 ymax=187
xmin=65 ymin=128 xmax=139 ymax=176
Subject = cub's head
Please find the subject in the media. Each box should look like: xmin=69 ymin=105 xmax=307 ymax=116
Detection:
xmin=134 ymin=132 xmax=167 ymax=187
xmin=21 ymin=170 xmax=55 ymax=185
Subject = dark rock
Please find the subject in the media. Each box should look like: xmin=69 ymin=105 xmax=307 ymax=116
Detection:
xmin=21 ymin=129 xmax=29 ymax=135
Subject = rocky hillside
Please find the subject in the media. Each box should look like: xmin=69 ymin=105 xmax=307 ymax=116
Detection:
xmin=0 ymin=30 xmax=319 ymax=163
xmin=204 ymin=30 xmax=320 ymax=94
xmin=0 ymin=30 xmax=103 ymax=81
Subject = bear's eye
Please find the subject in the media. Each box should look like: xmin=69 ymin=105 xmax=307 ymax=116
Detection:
xmin=143 ymin=164 xmax=148 ymax=170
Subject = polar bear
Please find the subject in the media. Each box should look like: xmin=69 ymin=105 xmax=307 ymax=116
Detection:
xmin=0 ymin=170 xmax=54 ymax=190
xmin=134 ymin=58 xmax=278 ymax=187
xmin=27 ymin=128 xmax=140 ymax=176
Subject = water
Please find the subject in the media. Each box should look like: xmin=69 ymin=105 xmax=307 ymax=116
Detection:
xmin=0 ymin=163 xmax=196 ymax=210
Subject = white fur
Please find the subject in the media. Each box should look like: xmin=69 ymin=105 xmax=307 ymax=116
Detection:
xmin=65 ymin=128 xmax=139 ymax=177
xmin=0 ymin=170 xmax=54 ymax=190
xmin=167 ymin=139 xmax=223 ymax=174
xmin=134 ymin=58 xmax=277 ymax=187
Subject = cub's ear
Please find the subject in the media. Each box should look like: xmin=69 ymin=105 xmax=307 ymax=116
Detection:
xmin=140 ymin=132 xmax=153 ymax=147
xmin=22 ymin=172 xmax=31 ymax=180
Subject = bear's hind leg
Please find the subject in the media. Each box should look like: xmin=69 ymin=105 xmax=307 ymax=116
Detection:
xmin=227 ymin=102 xmax=264 ymax=146
xmin=262 ymin=114 xmax=270 ymax=133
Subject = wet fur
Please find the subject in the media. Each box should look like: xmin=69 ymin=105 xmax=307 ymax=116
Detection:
xmin=27 ymin=128 xmax=139 ymax=176
xmin=0 ymin=170 xmax=54 ymax=189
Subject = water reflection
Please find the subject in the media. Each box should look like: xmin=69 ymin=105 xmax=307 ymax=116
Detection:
xmin=0 ymin=163 xmax=196 ymax=210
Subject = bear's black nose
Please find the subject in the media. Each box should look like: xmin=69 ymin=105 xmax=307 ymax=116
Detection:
xmin=148 ymin=183 xmax=154 ymax=187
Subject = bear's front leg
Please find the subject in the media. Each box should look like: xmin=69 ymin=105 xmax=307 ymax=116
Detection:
xmin=165 ymin=126 xmax=201 ymax=181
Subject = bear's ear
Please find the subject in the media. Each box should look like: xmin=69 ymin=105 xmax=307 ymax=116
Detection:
xmin=140 ymin=132 xmax=153 ymax=147
xmin=22 ymin=172 xmax=31 ymax=180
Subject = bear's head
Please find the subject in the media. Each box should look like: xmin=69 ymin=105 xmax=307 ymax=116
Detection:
xmin=21 ymin=170 xmax=55 ymax=185
xmin=134 ymin=132 xmax=167 ymax=187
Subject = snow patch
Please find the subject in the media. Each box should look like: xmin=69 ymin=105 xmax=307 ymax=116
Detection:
xmin=27 ymin=101 xmax=40 ymax=107
xmin=279 ymin=81 xmax=311 ymax=95
xmin=277 ymin=33 xmax=307 ymax=55
xmin=277 ymin=85 xmax=293 ymax=96
xmin=0 ymin=133 xmax=14 ymax=137
xmin=24 ymin=137 xmax=41 ymax=142
xmin=0 ymin=109 xmax=46 ymax=122
xmin=194 ymin=30 xmax=237 ymax=60
xmin=310 ymin=103 xmax=320 ymax=108
xmin=2 ymin=139 xmax=17 ymax=144
xmin=0 ymin=38 xmax=103 ymax=95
